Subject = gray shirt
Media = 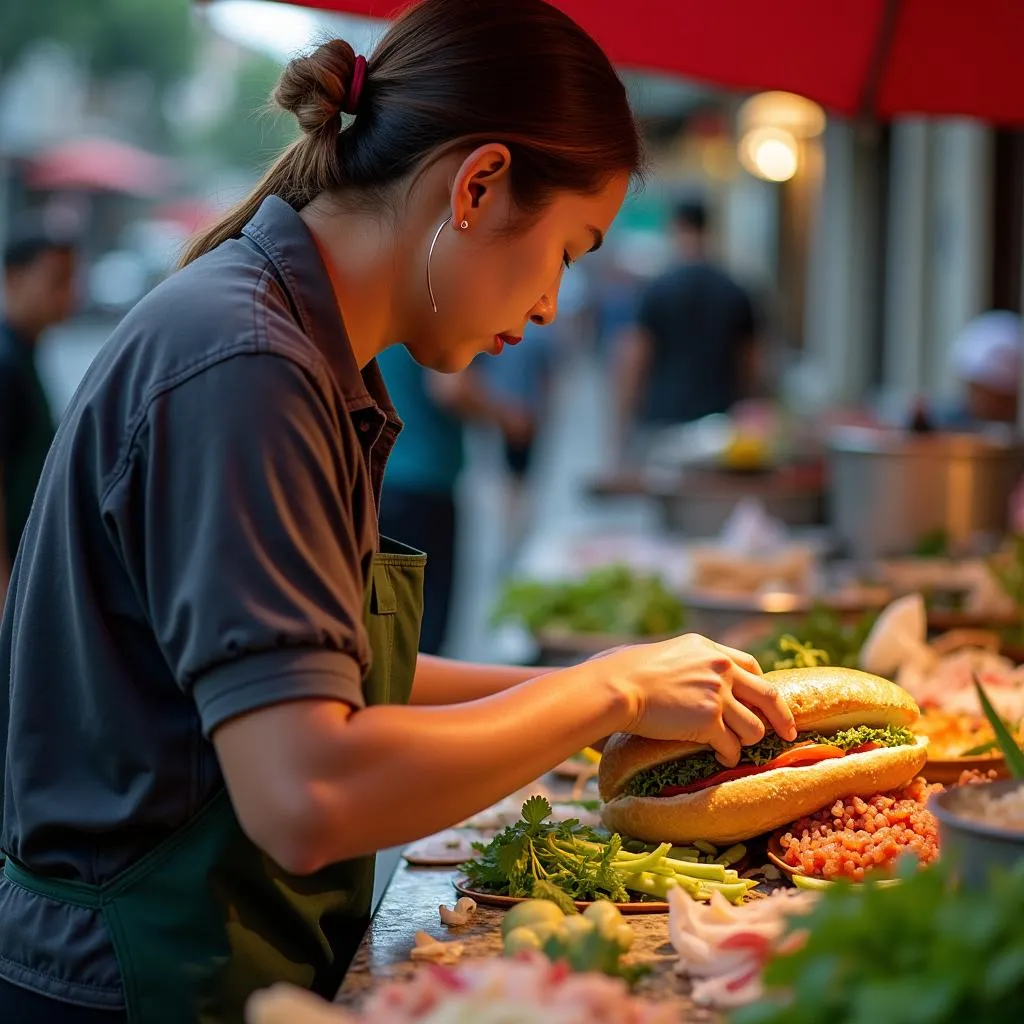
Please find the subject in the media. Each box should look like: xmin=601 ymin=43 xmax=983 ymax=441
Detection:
xmin=0 ymin=196 xmax=400 ymax=1008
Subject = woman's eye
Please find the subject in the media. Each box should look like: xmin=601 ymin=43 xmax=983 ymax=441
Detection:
xmin=562 ymin=252 xmax=575 ymax=270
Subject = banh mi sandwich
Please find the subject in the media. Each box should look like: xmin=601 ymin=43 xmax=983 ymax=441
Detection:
xmin=599 ymin=667 xmax=928 ymax=845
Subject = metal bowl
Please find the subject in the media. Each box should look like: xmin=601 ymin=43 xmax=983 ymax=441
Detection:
xmin=931 ymin=779 xmax=1024 ymax=888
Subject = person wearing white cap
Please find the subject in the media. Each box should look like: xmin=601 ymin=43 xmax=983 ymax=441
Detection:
xmin=950 ymin=309 xmax=1024 ymax=424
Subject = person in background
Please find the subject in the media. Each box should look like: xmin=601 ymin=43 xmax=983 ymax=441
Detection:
xmin=0 ymin=226 xmax=76 ymax=604
xmin=377 ymin=345 xmax=532 ymax=655
xmin=613 ymin=198 xmax=760 ymax=459
xmin=479 ymin=317 xmax=563 ymax=558
xmin=948 ymin=309 xmax=1024 ymax=425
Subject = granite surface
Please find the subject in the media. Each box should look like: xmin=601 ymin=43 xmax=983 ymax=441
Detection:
xmin=334 ymin=861 xmax=723 ymax=1020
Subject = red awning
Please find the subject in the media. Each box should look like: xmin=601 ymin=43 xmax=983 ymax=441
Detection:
xmin=24 ymin=137 xmax=175 ymax=197
xmin=263 ymin=0 xmax=1024 ymax=124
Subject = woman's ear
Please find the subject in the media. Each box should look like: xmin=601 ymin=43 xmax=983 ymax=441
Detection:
xmin=450 ymin=144 xmax=512 ymax=227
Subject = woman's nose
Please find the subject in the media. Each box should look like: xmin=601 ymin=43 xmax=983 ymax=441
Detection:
xmin=529 ymin=292 xmax=557 ymax=327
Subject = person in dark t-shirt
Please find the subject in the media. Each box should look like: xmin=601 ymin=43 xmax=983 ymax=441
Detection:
xmin=613 ymin=199 xmax=760 ymax=457
xmin=0 ymin=227 xmax=76 ymax=604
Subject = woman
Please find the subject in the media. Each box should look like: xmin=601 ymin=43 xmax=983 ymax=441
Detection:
xmin=0 ymin=1 xmax=795 ymax=1021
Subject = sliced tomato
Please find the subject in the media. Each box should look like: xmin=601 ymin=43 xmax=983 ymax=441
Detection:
xmin=657 ymin=744 xmax=847 ymax=797
xmin=659 ymin=764 xmax=766 ymax=797
xmin=765 ymin=743 xmax=846 ymax=769
xmin=847 ymin=741 xmax=881 ymax=755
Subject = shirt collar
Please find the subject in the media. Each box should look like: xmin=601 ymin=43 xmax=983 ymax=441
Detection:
xmin=240 ymin=196 xmax=399 ymax=426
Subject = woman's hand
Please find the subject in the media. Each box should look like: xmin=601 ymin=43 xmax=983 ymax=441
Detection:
xmin=596 ymin=634 xmax=796 ymax=766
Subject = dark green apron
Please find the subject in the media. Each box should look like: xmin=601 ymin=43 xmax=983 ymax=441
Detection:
xmin=3 ymin=537 xmax=425 ymax=1023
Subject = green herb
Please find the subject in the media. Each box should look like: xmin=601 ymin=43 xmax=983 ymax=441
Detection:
xmin=769 ymin=635 xmax=830 ymax=669
xmin=462 ymin=799 xmax=757 ymax=906
xmin=914 ymin=528 xmax=951 ymax=558
xmin=987 ymin=535 xmax=1024 ymax=643
xmin=461 ymin=796 xmax=630 ymax=903
xmin=730 ymin=859 xmax=1024 ymax=1024
xmin=960 ymin=740 xmax=999 ymax=757
xmin=627 ymin=725 xmax=915 ymax=797
xmin=753 ymin=605 xmax=878 ymax=672
xmin=973 ymin=675 xmax=1024 ymax=778
xmin=530 ymin=879 xmax=579 ymax=915
xmin=491 ymin=565 xmax=686 ymax=637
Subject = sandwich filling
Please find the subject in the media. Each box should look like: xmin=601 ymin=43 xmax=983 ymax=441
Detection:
xmin=625 ymin=724 xmax=916 ymax=798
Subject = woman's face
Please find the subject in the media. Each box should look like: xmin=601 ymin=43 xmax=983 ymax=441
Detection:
xmin=404 ymin=156 xmax=629 ymax=373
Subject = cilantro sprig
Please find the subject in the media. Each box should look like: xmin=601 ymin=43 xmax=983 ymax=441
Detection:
xmin=461 ymin=796 xmax=629 ymax=902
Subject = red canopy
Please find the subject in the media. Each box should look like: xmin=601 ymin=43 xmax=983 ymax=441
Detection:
xmin=268 ymin=0 xmax=1024 ymax=124
xmin=24 ymin=137 xmax=175 ymax=197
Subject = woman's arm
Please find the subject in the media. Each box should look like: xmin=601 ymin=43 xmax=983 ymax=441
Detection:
xmin=213 ymin=635 xmax=794 ymax=876
xmin=410 ymin=653 xmax=555 ymax=704
xmin=215 ymin=657 xmax=632 ymax=875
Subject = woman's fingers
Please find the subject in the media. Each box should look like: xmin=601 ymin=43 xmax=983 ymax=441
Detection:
xmin=708 ymin=718 xmax=742 ymax=767
xmin=730 ymin=669 xmax=797 ymax=741
xmin=723 ymin=699 xmax=767 ymax=747
xmin=714 ymin=642 xmax=764 ymax=677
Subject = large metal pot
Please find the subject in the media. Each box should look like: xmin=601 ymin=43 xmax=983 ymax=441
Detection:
xmin=826 ymin=426 xmax=1024 ymax=559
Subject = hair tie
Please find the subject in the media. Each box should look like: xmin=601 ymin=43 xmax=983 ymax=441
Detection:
xmin=342 ymin=55 xmax=368 ymax=115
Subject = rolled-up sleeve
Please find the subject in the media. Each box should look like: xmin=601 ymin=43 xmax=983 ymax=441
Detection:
xmin=104 ymin=352 xmax=372 ymax=735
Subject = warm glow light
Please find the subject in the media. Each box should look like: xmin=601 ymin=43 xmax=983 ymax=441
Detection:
xmin=739 ymin=127 xmax=799 ymax=182
xmin=739 ymin=91 xmax=827 ymax=140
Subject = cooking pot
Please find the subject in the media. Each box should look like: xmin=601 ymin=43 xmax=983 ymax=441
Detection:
xmin=826 ymin=426 xmax=1024 ymax=559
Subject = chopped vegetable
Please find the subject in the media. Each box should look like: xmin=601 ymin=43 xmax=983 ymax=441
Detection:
xmin=461 ymin=798 xmax=757 ymax=907
xmin=499 ymin=895 xmax=639 ymax=981
xmin=491 ymin=565 xmax=686 ymax=636
xmin=409 ymin=931 xmax=465 ymax=964
xmin=437 ymin=897 xmax=477 ymax=927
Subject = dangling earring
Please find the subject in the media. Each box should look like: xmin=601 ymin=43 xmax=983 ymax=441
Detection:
xmin=426 ymin=216 xmax=469 ymax=314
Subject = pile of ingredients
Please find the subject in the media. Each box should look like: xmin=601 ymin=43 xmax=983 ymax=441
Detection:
xmin=777 ymin=777 xmax=942 ymax=882
xmin=491 ymin=566 xmax=686 ymax=637
xmin=460 ymin=797 xmax=755 ymax=905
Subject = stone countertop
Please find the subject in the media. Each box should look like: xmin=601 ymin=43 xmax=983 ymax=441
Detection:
xmin=334 ymin=861 xmax=722 ymax=1020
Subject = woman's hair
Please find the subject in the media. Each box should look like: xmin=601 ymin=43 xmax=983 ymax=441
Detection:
xmin=180 ymin=0 xmax=642 ymax=266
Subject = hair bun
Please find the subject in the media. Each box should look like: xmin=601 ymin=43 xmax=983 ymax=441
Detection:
xmin=274 ymin=39 xmax=358 ymax=134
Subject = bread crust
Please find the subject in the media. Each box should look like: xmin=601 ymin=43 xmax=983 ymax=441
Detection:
xmin=598 ymin=666 xmax=920 ymax=801
xmin=600 ymin=737 xmax=929 ymax=845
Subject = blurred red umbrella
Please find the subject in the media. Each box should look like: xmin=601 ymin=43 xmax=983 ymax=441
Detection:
xmin=264 ymin=0 xmax=1024 ymax=124
xmin=24 ymin=137 xmax=175 ymax=197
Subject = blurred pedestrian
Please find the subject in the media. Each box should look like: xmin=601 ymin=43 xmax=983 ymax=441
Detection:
xmin=479 ymin=320 xmax=561 ymax=555
xmin=948 ymin=309 xmax=1023 ymax=425
xmin=377 ymin=345 xmax=533 ymax=654
xmin=613 ymin=198 xmax=761 ymax=459
xmin=0 ymin=226 xmax=76 ymax=603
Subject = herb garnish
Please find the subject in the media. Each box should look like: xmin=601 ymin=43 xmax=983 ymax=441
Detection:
xmin=461 ymin=796 xmax=630 ymax=902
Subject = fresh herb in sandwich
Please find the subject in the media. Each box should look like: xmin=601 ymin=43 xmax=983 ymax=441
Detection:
xmin=731 ymin=859 xmax=1024 ymax=1024
xmin=627 ymin=724 xmax=916 ymax=798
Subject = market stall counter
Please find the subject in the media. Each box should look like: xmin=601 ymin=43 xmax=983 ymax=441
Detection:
xmin=334 ymin=860 xmax=711 ymax=1019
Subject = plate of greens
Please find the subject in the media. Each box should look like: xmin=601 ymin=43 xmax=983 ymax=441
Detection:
xmin=457 ymin=796 xmax=756 ymax=914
